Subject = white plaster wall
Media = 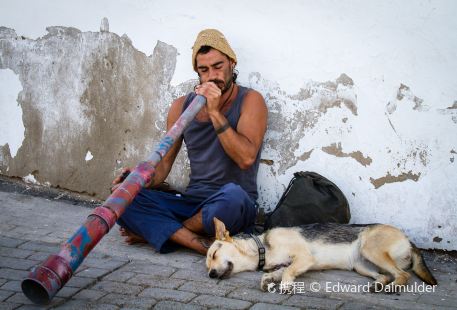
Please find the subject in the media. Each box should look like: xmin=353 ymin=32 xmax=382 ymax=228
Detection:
xmin=1 ymin=0 xmax=456 ymax=250
xmin=0 ymin=68 xmax=24 ymax=158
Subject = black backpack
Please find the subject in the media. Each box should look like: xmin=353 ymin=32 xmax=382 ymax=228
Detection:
xmin=264 ymin=171 xmax=351 ymax=230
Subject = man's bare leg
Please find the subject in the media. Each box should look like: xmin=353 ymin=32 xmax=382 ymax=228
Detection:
xmin=182 ymin=209 xmax=206 ymax=234
xmin=170 ymin=227 xmax=211 ymax=255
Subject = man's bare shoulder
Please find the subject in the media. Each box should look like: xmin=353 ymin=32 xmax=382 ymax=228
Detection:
xmin=242 ymin=88 xmax=267 ymax=112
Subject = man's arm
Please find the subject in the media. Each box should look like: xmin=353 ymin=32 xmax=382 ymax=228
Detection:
xmin=208 ymin=89 xmax=268 ymax=170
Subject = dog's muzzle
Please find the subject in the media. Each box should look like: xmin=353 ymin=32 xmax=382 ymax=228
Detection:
xmin=209 ymin=261 xmax=233 ymax=279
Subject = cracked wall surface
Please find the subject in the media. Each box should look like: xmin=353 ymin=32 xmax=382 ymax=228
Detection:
xmin=0 ymin=18 xmax=456 ymax=250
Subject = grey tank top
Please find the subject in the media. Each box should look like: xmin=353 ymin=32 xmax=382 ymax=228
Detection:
xmin=182 ymin=85 xmax=261 ymax=202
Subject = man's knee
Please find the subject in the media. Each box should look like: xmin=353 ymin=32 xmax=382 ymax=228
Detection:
xmin=219 ymin=183 xmax=249 ymax=207
xmin=202 ymin=183 xmax=256 ymax=235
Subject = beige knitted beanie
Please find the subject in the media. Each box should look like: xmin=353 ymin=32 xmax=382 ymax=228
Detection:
xmin=192 ymin=29 xmax=237 ymax=71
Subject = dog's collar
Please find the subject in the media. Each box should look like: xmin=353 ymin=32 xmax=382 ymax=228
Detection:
xmin=250 ymin=234 xmax=265 ymax=270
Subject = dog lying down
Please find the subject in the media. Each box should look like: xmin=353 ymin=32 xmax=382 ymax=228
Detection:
xmin=206 ymin=218 xmax=437 ymax=293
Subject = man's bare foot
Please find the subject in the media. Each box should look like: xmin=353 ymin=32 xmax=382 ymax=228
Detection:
xmin=119 ymin=227 xmax=147 ymax=244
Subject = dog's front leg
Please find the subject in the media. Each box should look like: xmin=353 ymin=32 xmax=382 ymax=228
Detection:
xmin=280 ymin=255 xmax=315 ymax=293
xmin=260 ymin=267 xmax=285 ymax=291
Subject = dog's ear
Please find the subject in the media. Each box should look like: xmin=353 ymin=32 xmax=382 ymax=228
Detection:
xmin=213 ymin=217 xmax=233 ymax=242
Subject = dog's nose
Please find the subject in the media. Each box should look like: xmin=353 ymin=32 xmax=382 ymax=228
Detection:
xmin=209 ymin=269 xmax=218 ymax=278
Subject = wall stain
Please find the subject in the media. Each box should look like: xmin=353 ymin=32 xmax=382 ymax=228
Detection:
xmin=260 ymin=159 xmax=274 ymax=166
xmin=389 ymin=83 xmax=429 ymax=114
xmin=298 ymin=149 xmax=314 ymax=162
xmin=321 ymin=143 xmax=372 ymax=166
xmin=370 ymin=170 xmax=421 ymax=189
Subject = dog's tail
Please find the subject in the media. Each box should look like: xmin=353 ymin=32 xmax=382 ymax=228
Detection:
xmin=410 ymin=243 xmax=437 ymax=285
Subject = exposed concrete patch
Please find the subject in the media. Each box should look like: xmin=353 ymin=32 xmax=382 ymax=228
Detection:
xmin=0 ymin=22 xmax=179 ymax=198
xmin=322 ymin=143 xmax=372 ymax=167
xmin=369 ymin=170 xmax=421 ymax=189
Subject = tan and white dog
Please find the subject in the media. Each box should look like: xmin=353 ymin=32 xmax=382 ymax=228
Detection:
xmin=206 ymin=218 xmax=437 ymax=292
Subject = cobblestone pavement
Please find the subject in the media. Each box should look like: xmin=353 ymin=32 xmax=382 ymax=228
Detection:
xmin=0 ymin=180 xmax=456 ymax=309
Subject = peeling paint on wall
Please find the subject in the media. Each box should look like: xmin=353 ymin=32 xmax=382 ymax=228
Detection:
xmin=370 ymin=171 xmax=421 ymax=189
xmin=321 ymin=143 xmax=372 ymax=167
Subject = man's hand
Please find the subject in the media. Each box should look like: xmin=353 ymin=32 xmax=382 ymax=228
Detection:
xmin=110 ymin=167 xmax=132 ymax=193
xmin=195 ymin=82 xmax=222 ymax=116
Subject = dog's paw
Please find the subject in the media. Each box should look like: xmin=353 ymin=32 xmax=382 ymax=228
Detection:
xmin=279 ymin=281 xmax=294 ymax=294
xmin=261 ymin=273 xmax=277 ymax=292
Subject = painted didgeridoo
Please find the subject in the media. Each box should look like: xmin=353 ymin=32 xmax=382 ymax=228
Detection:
xmin=21 ymin=95 xmax=207 ymax=305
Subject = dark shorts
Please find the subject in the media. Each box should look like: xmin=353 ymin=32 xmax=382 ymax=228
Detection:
xmin=116 ymin=183 xmax=257 ymax=253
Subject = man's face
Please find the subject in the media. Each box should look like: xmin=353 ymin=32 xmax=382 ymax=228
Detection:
xmin=196 ymin=48 xmax=233 ymax=93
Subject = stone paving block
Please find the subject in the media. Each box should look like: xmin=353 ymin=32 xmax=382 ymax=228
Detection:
xmin=21 ymin=234 xmax=64 ymax=244
xmin=220 ymin=276 xmax=260 ymax=289
xmin=171 ymin=268 xmax=218 ymax=283
xmin=178 ymin=280 xmax=237 ymax=297
xmin=0 ymin=278 xmax=7 ymax=286
xmin=18 ymin=241 xmax=59 ymax=253
xmin=250 ymin=303 xmax=300 ymax=310
xmin=26 ymin=251 xmax=51 ymax=261
xmin=0 ymin=268 xmax=29 ymax=280
xmin=128 ymin=274 xmax=185 ymax=289
xmin=153 ymin=300 xmax=204 ymax=310
xmin=57 ymin=299 xmax=120 ymax=310
xmin=338 ymin=301 xmax=390 ymax=310
xmin=0 ymin=247 xmax=35 ymax=259
xmin=144 ymin=254 xmax=200 ymax=269
xmin=92 ymin=281 xmax=144 ymax=295
xmin=0 ymin=288 xmax=15 ymax=301
xmin=282 ymin=294 xmax=344 ymax=309
xmin=1 ymin=280 xmax=22 ymax=292
xmin=120 ymin=262 xmax=176 ymax=278
xmin=432 ymin=271 xmax=457 ymax=289
xmin=0 ymin=223 xmax=17 ymax=232
xmin=99 ymin=293 xmax=157 ymax=309
xmin=228 ymin=288 xmax=289 ymax=304
xmin=0 ymin=236 xmax=25 ymax=248
xmin=72 ymin=288 xmax=108 ymax=300
xmin=66 ymin=275 xmax=96 ymax=288
xmin=417 ymin=292 xmax=457 ymax=308
xmin=75 ymin=267 xmax=112 ymax=278
xmin=327 ymin=292 xmax=432 ymax=310
xmin=103 ymin=270 xmax=136 ymax=282
xmin=0 ymin=257 xmax=38 ymax=270
xmin=152 ymin=300 xmax=203 ymax=310
xmin=55 ymin=286 xmax=80 ymax=298
xmin=6 ymin=292 xmax=64 ymax=306
xmin=191 ymin=294 xmax=251 ymax=309
xmin=81 ymin=257 xmax=127 ymax=270
xmin=0 ymin=302 xmax=22 ymax=310
xmin=139 ymin=287 xmax=196 ymax=303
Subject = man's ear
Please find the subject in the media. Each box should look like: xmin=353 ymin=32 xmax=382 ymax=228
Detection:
xmin=213 ymin=217 xmax=233 ymax=242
